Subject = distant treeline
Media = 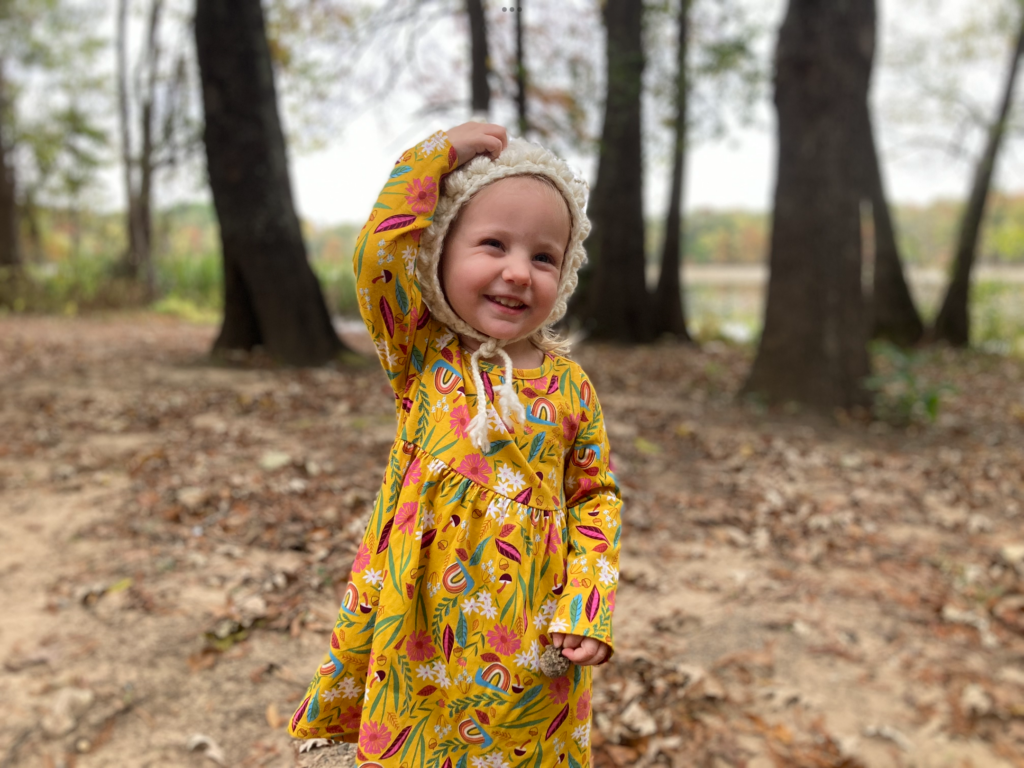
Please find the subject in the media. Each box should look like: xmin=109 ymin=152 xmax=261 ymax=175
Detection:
xmin=24 ymin=193 xmax=1024 ymax=267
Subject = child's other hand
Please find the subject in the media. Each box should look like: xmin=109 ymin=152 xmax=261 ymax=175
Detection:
xmin=446 ymin=122 xmax=508 ymax=166
xmin=551 ymin=633 xmax=611 ymax=666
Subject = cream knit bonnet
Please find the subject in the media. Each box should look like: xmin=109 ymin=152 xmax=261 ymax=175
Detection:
xmin=416 ymin=133 xmax=591 ymax=452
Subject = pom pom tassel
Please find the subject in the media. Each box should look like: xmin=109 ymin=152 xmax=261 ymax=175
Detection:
xmin=465 ymin=341 xmax=525 ymax=453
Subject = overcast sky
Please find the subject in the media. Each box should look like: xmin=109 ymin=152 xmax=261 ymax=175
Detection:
xmin=105 ymin=0 xmax=1024 ymax=228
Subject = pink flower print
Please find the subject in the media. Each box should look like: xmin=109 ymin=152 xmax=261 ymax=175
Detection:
xmin=607 ymin=588 xmax=616 ymax=612
xmin=576 ymin=690 xmax=591 ymax=721
xmin=406 ymin=629 xmax=436 ymax=662
xmin=549 ymin=675 xmax=570 ymax=704
xmin=562 ymin=414 xmax=581 ymax=443
xmin=450 ymin=404 xmax=471 ymax=439
xmin=545 ymin=523 xmax=562 ymax=555
xmin=340 ymin=705 xmax=362 ymax=730
xmin=405 ymin=176 xmax=437 ymax=214
xmin=486 ymin=624 xmax=522 ymax=656
xmin=395 ymin=502 xmax=418 ymax=534
xmin=403 ymin=458 xmax=422 ymax=487
xmin=577 ymin=476 xmax=596 ymax=494
xmin=352 ymin=542 xmax=370 ymax=573
xmin=359 ymin=720 xmax=392 ymax=755
xmin=458 ymin=453 xmax=491 ymax=484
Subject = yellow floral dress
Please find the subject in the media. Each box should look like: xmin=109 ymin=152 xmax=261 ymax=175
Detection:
xmin=288 ymin=130 xmax=622 ymax=768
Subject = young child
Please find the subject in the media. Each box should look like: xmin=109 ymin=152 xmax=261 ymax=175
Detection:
xmin=288 ymin=122 xmax=622 ymax=768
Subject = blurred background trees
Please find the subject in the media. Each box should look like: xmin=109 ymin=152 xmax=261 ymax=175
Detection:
xmin=1 ymin=0 xmax=1024 ymax=407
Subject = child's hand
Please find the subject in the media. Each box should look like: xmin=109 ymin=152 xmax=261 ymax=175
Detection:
xmin=446 ymin=122 xmax=508 ymax=166
xmin=551 ymin=633 xmax=611 ymax=666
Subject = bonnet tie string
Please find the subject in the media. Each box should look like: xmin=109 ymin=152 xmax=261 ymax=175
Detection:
xmin=466 ymin=340 xmax=528 ymax=453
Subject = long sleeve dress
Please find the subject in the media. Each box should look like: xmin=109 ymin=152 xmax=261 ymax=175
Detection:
xmin=288 ymin=129 xmax=622 ymax=768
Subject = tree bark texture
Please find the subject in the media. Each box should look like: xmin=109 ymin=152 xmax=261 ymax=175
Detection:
xmin=0 ymin=64 xmax=20 ymax=270
xmin=930 ymin=10 xmax=1024 ymax=347
xmin=652 ymin=0 xmax=692 ymax=341
xmin=743 ymin=0 xmax=873 ymax=410
xmin=579 ymin=0 xmax=651 ymax=342
xmin=514 ymin=3 xmax=527 ymax=136
xmin=195 ymin=0 xmax=343 ymax=366
xmin=466 ymin=0 xmax=491 ymax=119
xmin=862 ymin=104 xmax=923 ymax=346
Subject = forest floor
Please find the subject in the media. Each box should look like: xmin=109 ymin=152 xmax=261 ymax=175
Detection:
xmin=2 ymin=313 xmax=1024 ymax=768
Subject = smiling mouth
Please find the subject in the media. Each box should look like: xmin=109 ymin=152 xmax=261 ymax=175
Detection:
xmin=487 ymin=295 xmax=528 ymax=309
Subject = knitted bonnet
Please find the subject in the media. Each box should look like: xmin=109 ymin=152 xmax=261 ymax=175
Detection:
xmin=416 ymin=134 xmax=591 ymax=452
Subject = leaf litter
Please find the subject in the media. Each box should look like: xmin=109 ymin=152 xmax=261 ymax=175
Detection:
xmin=0 ymin=316 xmax=1023 ymax=767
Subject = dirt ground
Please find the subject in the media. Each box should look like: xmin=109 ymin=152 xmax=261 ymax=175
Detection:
xmin=2 ymin=313 xmax=1024 ymax=768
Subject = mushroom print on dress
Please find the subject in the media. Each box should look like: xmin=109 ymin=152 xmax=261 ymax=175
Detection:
xmin=288 ymin=130 xmax=622 ymax=768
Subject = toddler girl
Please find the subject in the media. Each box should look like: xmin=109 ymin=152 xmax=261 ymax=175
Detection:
xmin=289 ymin=121 xmax=622 ymax=768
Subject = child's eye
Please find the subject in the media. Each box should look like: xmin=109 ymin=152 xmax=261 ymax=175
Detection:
xmin=483 ymin=239 xmax=503 ymax=249
xmin=534 ymin=254 xmax=555 ymax=265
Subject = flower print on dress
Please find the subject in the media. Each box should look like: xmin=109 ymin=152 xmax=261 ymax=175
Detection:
xmin=418 ymin=130 xmax=447 ymax=154
xmin=486 ymin=624 xmax=522 ymax=656
xmin=359 ymin=721 xmax=392 ymax=755
xmin=576 ymin=691 xmax=591 ymax=721
xmin=572 ymin=722 xmax=590 ymax=749
xmin=458 ymin=453 xmax=491 ymax=484
xmin=471 ymin=755 xmax=511 ymax=768
xmin=363 ymin=568 xmax=385 ymax=589
xmin=549 ymin=675 xmax=570 ymax=704
xmin=450 ymin=404 xmax=471 ymax=439
xmin=403 ymin=458 xmax=422 ymax=487
xmin=514 ymin=640 xmax=541 ymax=672
xmin=596 ymin=555 xmax=618 ymax=586
xmin=417 ymin=660 xmax=452 ymax=689
xmin=464 ymin=590 xmax=498 ymax=619
xmin=352 ymin=543 xmax=371 ymax=573
xmin=405 ymin=175 xmax=438 ymax=214
xmin=337 ymin=676 xmax=361 ymax=699
xmin=339 ymin=705 xmax=361 ymax=731
xmin=496 ymin=465 xmax=526 ymax=493
xmin=406 ymin=629 xmax=436 ymax=662
xmin=376 ymin=238 xmax=394 ymax=266
xmin=401 ymin=244 xmax=418 ymax=271
xmin=562 ymin=414 xmax=581 ymax=444
xmin=395 ymin=502 xmax=418 ymax=533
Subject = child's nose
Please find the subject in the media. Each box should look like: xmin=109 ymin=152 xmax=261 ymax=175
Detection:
xmin=502 ymin=255 xmax=531 ymax=286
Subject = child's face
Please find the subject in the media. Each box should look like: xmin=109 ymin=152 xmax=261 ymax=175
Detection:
xmin=440 ymin=176 xmax=571 ymax=344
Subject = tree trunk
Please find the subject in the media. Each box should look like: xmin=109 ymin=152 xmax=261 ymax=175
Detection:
xmin=117 ymin=0 xmax=140 ymax=282
xmin=466 ymin=0 xmax=491 ymax=119
xmin=0 ymin=64 xmax=20 ymax=270
xmin=514 ymin=3 xmax=527 ymax=136
xmin=742 ymin=0 xmax=873 ymax=410
xmin=652 ymin=0 xmax=691 ymax=341
xmin=862 ymin=105 xmax=923 ymax=346
xmin=194 ymin=0 xmax=344 ymax=367
xmin=930 ymin=10 xmax=1024 ymax=347
xmin=578 ymin=0 xmax=651 ymax=343
xmin=136 ymin=0 xmax=164 ymax=301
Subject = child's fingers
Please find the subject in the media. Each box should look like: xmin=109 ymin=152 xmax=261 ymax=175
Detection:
xmin=562 ymin=638 xmax=609 ymax=666
xmin=551 ymin=632 xmax=565 ymax=649
xmin=560 ymin=634 xmax=583 ymax=651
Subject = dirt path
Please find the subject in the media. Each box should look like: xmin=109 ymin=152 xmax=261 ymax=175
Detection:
xmin=2 ymin=314 xmax=1023 ymax=768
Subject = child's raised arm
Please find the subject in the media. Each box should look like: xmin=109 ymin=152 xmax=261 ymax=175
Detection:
xmin=553 ymin=374 xmax=622 ymax=658
xmin=352 ymin=123 xmax=508 ymax=400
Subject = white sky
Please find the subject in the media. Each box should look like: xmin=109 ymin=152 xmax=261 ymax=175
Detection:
xmin=101 ymin=0 xmax=1024 ymax=228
